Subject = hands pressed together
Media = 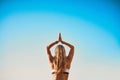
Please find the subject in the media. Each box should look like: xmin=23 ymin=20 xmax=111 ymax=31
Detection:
xmin=55 ymin=33 xmax=63 ymax=44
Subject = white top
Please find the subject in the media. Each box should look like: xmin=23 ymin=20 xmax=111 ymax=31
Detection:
xmin=64 ymin=69 xmax=69 ymax=73
xmin=51 ymin=69 xmax=69 ymax=73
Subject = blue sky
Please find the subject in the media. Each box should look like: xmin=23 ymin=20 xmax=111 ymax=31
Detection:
xmin=0 ymin=0 xmax=120 ymax=80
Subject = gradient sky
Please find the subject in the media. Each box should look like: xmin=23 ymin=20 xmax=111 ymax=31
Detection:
xmin=0 ymin=0 xmax=120 ymax=80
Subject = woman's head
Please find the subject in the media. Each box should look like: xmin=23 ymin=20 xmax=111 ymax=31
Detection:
xmin=55 ymin=45 xmax=66 ymax=58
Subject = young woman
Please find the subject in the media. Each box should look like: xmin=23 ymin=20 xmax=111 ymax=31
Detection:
xmin=46 ymin=33 xmax=74 ymax=80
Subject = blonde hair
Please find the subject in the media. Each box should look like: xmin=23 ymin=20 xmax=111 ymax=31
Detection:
xmin=53 ymin=45 xmax=67 ymax=74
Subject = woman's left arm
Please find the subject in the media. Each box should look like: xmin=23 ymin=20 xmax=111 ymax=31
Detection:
xmin=46 ymin=41 xmax=59 ymax=63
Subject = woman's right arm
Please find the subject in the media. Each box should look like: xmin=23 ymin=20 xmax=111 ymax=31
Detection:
xmin=61 ymin=41 xmax=74 ymax=64
xmin=46 ymin=41 xmax=59 ymax=63
xmin=59 ymin=33 xmax=74 ymax=63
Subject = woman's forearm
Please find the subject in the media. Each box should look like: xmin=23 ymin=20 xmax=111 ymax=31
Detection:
xmin=61 ymin=41 xmax=74 ymax=48
xmin=47 ymin=41 xmax=59 ymax=49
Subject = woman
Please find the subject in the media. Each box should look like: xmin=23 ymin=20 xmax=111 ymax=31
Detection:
xmin=46 ymin=33 xmax=74 ymax=80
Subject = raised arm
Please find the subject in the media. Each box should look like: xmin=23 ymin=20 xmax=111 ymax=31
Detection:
xmin=59 ymin=33 xmax=74 ymax=63
xmin=61 ymin=41 xmax=74 ymax=63
xmin=47 ymin=41 xmax=59 ymax=63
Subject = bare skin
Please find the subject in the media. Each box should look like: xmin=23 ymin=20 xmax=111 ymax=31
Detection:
xmin=47 ymin=33 xmax=74 ymax=80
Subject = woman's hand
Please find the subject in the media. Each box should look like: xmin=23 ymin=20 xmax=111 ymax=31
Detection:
xmin=58 ymin=33 xmax=62 ymax=42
